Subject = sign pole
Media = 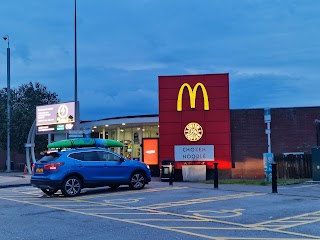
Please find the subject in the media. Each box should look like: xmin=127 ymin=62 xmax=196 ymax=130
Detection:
xmin=267 ymin=122 xmax=271 ymax=153
xmin=264 ymin=108 xmax=274 ymax=183
xmin=264 ymin=108 xmax=271 ymax=153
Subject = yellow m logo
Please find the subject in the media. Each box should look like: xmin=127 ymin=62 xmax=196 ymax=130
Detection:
xmin=177 ymin=83 xmax=209 ymax=111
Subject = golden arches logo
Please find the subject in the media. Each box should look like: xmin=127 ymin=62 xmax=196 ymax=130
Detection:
xmin=177 ymin=83 xmax=209 ymax=111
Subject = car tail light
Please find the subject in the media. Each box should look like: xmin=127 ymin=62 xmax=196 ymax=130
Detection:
xmin=44 ymin=162 xmax=65 ymax=170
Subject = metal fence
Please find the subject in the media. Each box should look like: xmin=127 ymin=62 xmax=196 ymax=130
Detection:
xmin=274 ymin=154 xmax=312 ymax=179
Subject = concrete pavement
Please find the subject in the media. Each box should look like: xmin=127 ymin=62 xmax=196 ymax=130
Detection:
xmin=0 ymin=171 xmax=31 ymax=188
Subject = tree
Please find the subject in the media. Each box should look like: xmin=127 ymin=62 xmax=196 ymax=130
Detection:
xmin=0 ymin=82 xmax=60 ymax=154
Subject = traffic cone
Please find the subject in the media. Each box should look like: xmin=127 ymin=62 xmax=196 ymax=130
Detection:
xmin=24 ymin=165 xmax=28 ymax=174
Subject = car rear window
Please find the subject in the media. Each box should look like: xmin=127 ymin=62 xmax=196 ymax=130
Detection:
xmin=38 ymin=152 xmax=61 ymax=163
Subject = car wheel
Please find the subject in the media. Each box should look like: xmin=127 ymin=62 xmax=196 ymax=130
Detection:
xmin=41 ymin=188 xmax=58 ymax=195
xmin=109 ymin=185 xmax=120 ymax=189
xmin=129 ymin=172 xmax=146 ymax=190
xmin=61 ymin=176 xmax=82 ymax=197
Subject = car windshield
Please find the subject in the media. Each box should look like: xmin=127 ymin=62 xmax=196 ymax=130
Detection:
xmin=38 ymin=152 xmax=61 ymax=163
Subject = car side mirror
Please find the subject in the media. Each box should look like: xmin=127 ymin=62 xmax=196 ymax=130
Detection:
xmin=120 ymin=157 xmax=125 ymax=163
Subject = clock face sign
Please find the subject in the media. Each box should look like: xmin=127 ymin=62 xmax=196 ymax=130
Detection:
xmin=184 ymin=122 xmax=203 ymax=141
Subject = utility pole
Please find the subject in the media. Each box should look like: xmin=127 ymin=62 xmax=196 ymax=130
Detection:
xmin=3 ymin=35 xmax=11 ymax=172
xmin=74 ymin=0 xmax=80 ymax=130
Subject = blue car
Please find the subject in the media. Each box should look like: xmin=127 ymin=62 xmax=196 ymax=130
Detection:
xmin=31 ymin=148 xmax=151 ymax=197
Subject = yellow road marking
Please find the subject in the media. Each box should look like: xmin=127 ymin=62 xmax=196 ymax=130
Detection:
xmin=77 ymin=186 xmax=188 ymax=199
xmin=104 ymin=198 xmax=143 ymax=204
xmin=0 ymin=196 xmax=246 ymax=240
xmin=189 ymin=209 xmax=244 ymax=218
xmin=251 ymin=210 xmax=320 ymax=230
xmin=1 ymin=189 xmax=320 ymax=239
xmin=141 ymin=193 xmax=265 ymax=209
xmin=68 ymin=207 xmax=122 ymax=211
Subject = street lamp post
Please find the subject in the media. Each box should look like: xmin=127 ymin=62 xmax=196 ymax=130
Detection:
xmin=3 ymin=35 xmax=11 ymax=172
xmin=74 ymin=0 xmax=79 ymax=130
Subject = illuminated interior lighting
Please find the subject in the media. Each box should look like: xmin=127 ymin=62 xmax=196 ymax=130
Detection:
xmin=92 ymin=130 xmax=94 ymax=132
xmin=93 ymin=126 xmax=97 ymax=129
xmin=122 ymin=123 xmax=126 ymax=125
xmin=120 ymin=129 xmax=124 ymax=132
xmin=137 ymin=128 xmax=140 ymax=130
xmin=142 ymin=129 xmax=145 ymax=131
xmin=105 ymin=124 xmax=109 ymax=127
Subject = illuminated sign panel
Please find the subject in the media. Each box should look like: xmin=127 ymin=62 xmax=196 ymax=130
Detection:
xmin=36 ymin=102 xmax=75 ymax=134
xmin=177 ymin=82 xmax=209 ymax=111
xmin=174 ymin=145 xmax=214 ymax=161
xmin=158 ymin=73 xmax=231 ymax=170
xmin=142 ymin=138 xmax=159 ymax=165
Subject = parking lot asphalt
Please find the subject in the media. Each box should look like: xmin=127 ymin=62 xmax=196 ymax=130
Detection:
xmin=0 ymin=176 xmax=320 ymax=240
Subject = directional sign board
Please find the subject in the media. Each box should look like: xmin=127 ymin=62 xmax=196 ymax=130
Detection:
xmin=68 ymin=130 xmax=84 ymax=139
xmin=83 ymin=127 xmax=92 ymax=138
xmin=264 ymin=108 xmax=271 ymax=123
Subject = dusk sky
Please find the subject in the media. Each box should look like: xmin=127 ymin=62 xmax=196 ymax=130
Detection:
xmin=0 ymin=0 xmax=319 ymax=121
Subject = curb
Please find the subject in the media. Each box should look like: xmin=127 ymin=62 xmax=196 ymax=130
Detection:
xmin=0 ymin=184 xmax=31 ymax=189
xmin=305 ymin=181 xmax=320 ymax=184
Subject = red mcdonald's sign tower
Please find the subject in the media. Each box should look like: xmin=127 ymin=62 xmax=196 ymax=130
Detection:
xmin=158 ymin=74 xmax=232 ymax=178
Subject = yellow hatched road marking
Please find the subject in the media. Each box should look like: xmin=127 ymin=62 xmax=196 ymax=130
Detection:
xmin=77 ymin=186 xmax=188 ymax=199
xmin=141 ymin=192 xmax=265 ymax=209
xmin=251 ymin=210 xmax=320 ymax=230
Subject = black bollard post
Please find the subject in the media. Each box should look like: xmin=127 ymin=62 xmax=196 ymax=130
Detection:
xmin=213 ymin=162 xmax=219 ymax=189
xmin=271 ymin=163 xmax=278 ymax=193
xmin=169 ymin=162 xmax=173 ymax=186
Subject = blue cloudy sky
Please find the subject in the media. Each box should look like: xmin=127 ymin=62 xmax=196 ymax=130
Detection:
xmin=0 ymin=0 xmax=319 ymax=121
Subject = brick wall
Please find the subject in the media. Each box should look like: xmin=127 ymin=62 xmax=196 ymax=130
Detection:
xmin=231 ymin=106 xmax=320 ymax=178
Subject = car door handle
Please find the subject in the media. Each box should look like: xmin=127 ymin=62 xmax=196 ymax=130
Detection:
xmin=77 ymin=164 xmax=84 ymax=168
xmin=103 ymin=164 xmax=108 ymax=168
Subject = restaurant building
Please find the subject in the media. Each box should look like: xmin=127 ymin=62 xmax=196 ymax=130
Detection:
xmin=78 ymin=73 xmax=320 ymax=179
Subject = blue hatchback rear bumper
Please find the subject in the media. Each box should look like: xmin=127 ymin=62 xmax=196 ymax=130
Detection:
xmin=31 ymin=178 xmax=61 ymax=190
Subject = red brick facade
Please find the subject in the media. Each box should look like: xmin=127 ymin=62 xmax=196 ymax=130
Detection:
xmin=231 ymin=107 xmax=320 ymax=178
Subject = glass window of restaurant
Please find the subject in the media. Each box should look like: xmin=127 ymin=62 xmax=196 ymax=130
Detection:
xmin=102 ymin=124 xmax=159 ymax=160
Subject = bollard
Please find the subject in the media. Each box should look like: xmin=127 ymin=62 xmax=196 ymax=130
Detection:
xmin=271 ymin=163 xmax=278 ymax=193
xmin=213 ymin=162 xmax=219 ymax=189
xmin=169 ymin=162 xmax=173 ymax=185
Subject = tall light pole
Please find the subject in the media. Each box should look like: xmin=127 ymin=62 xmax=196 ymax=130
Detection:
xmin=3 ymin=35 xmax=11 ymax=172
xmin=74 ymin=0 xmax=79 ymax=130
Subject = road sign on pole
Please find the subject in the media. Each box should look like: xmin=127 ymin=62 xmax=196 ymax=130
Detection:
xmin=68 ymin=130 xmax=83 ymax=139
